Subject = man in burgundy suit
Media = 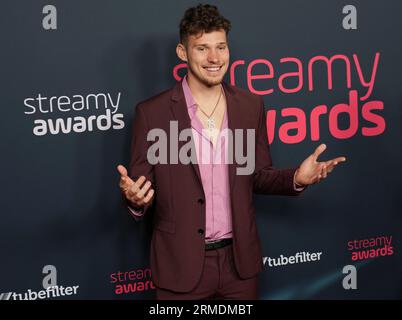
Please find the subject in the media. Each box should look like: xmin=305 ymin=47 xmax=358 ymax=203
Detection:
xmin=117 ymin=4 xmax=346 ymax=300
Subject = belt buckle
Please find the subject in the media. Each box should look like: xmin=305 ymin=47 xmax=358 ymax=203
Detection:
xmin=205 ymin=238 xmax=229 ymax=251
xmin=206 ymin=239 xmax=221 ymax=251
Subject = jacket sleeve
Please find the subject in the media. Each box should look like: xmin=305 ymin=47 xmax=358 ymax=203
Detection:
xmin=125 ymin=103 xmax=156 ymax=221
xmin=253 ymin=96 xmax=306 ymax=196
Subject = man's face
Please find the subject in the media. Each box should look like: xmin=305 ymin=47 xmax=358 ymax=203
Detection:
xmin=178 ymin=29 xmax=230 ymax=87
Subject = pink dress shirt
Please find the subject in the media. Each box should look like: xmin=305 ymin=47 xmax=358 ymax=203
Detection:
xmin=182 ymin=75 xmax=233 ymax=242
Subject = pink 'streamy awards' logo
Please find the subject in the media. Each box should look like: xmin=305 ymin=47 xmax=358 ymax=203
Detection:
xmin=347 ymin=235 xmax=394 ymax=261
xmin=110 ymin=268 xmax=155 ymax=295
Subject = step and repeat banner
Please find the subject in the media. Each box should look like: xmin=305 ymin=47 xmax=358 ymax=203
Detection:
xmin=1 ymin=0 xmax=401 ymax=300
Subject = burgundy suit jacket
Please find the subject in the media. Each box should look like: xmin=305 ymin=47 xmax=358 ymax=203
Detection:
xmin=128 ymin=78 xmax=304 ymax=292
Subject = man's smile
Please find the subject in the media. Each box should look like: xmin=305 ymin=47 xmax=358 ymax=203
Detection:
xmin=203 ymin=65 xmax=223 ymax=74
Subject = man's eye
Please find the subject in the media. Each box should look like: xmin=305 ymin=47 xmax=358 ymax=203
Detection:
xmin=219 ymin=46 xmax=226 ymax=50
xmin=197 ymin=47 xmax=205 ymax=51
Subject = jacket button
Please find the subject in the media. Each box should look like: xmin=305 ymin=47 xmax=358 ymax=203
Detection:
xmin=197 ymin=228 xmax=204 ymax=235
xmin=197 ymin=198 xmax=204 ymax=205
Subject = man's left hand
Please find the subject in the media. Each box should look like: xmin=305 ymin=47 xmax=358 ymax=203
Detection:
xmin=294 ymin=143 xmax=346 ymax=186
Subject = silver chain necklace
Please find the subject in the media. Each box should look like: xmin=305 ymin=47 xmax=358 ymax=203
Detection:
xmin=196 ymin=85 xmax=223 ymax=131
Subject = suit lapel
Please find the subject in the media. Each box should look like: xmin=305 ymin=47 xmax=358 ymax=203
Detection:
xmin=222 ymin=81 xmax=240 ymax=195
xmin=169 ymin=80 xmax=203 ymax=187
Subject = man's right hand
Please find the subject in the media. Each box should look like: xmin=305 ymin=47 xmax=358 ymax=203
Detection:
xmin=117 ymin=164 xmax=155 ymax=208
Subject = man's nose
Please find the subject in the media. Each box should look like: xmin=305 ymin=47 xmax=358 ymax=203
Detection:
xmin=207 ymin=49 xmax=219 ymax=63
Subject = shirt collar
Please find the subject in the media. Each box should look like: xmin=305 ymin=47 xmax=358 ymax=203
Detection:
xmin=182 ymin=75 xmax=197 ymax=111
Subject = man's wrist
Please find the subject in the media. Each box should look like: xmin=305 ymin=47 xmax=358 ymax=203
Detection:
xmin=293 ymin=169 xmax=306 ymax=188
xmin=294 ymin=181 xmax=305 ymax=188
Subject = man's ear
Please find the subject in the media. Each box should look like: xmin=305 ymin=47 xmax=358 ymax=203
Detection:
xmin=176 ymin=43 xmax=187 ymax=62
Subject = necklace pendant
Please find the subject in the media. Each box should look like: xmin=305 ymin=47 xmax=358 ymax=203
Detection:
xmin=207 ymin=118 xmax=215 ymax=130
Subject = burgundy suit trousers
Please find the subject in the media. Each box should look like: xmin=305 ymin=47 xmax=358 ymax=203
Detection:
xmin=155 ymin=244 xmax=259 ymax=300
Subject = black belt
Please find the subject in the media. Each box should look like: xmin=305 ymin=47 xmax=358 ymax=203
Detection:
xmin=205 ymin=238 xmax=233 ymax=251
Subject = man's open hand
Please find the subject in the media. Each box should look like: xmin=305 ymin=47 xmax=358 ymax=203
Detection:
xmin=294 ymin=144 xmax=346 ymax=186
xmin=117 ymin=164 xmax=154 ymax=208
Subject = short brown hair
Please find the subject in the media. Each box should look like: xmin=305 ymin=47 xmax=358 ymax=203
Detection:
xmin=179 ymin=4 xmax=231 ymax=47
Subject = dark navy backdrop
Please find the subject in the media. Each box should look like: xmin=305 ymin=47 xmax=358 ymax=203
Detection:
xmin=1 ymin=0 xmax=401 ymax=299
